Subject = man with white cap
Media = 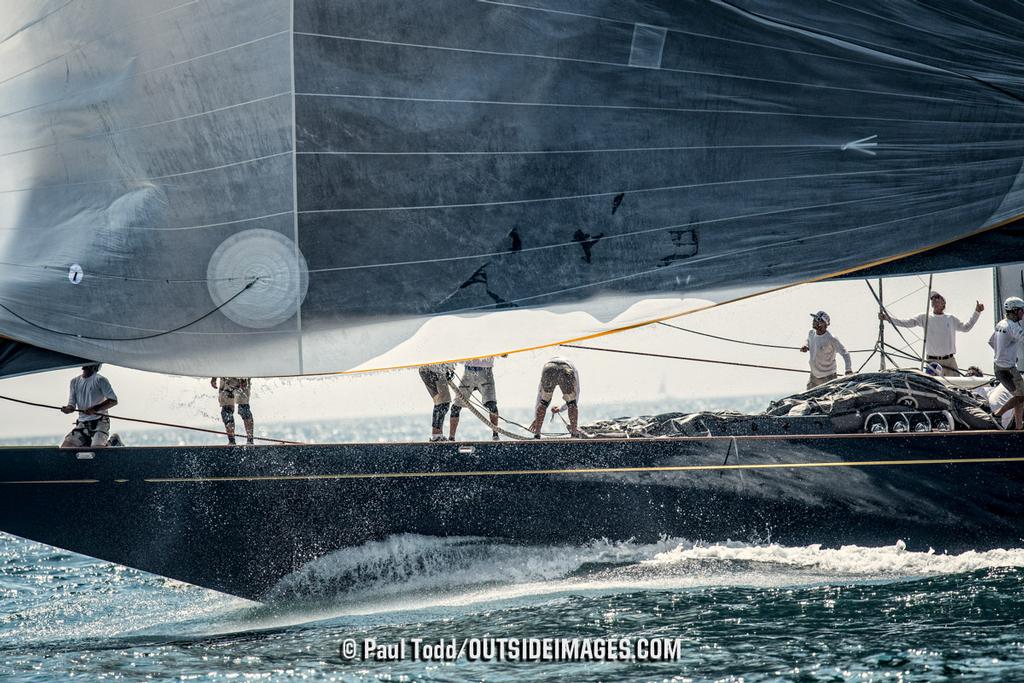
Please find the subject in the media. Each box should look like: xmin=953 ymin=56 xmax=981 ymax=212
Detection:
xmin=990 ymin=297 xmax=1024 ymax=430
xmin=880 ymin=292 xmax=983 ymax=376
xmin=800 ymin=311 xmax=852 ymax=390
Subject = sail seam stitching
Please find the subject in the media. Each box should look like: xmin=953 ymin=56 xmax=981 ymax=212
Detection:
xmin=295 ymin=92 xmax=1021 ymax=126
xmin=294 ymin=31 xmax=965 ymax=105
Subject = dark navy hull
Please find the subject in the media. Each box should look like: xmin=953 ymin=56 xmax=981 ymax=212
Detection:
xmin=1 ymin=431 xmax=1023 ymax=601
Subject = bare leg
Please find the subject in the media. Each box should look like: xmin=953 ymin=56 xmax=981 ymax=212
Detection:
xmin=995 ymin=396 xmax=1024 ymax=429
xmin=221 ymin=406 xmax=237 ymax=444
xmin=449 ymin=415 xmax=459 ymax=440
xmin=995 ymin=395 xmax=1024 ymax=419
xmin=529 ymin=404 xmax=546 ymax=435
xmin=568 ymin=404 xmax=580 ymax=436
xmin=490 ymin=410 xmax=499 ymax=439
xmin=243 ymin=418 xmax=254 ymax=444
xmin=430 ymin=402 xmax=449 ymax=440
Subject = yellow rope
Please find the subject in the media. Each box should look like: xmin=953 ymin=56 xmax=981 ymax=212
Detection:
xmin=3 ymin=453 xmax=1022 ymax=485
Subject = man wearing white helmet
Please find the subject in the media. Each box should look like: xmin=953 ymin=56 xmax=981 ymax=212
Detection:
xmin=880 ymin=291 xmax=983 ymax=376
xmin=800 ymin=311 xmax=852 ymax=389
xmin=990 ymin=297 xmax=1024 ymax=429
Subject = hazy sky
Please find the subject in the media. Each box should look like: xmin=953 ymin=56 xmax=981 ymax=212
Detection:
xmin=0 ymin=269 xmax=998 ymax=440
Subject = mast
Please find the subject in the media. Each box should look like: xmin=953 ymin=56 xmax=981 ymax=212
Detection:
xmin=920 ymin=274 xmax=933 ymax=370
xmin=878 ymin=279 xmax=886 ymax=371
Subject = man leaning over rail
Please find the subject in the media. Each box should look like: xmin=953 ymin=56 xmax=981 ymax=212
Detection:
xmin=800 ymin=311 xmax=852 ymax=390
xmin=60 ymin=363 xmax=118 ymax=448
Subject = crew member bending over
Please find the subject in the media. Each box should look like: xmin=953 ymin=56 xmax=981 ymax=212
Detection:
xmin=800 ymin=311 xmax=852 ymax=389
xmin=880 ymin=291 xmax=982 ymax=376
xmin=211 ymin=377 xmax=254 ymax=445
xmin=529 ymin=357 xmax=582 ymax=438
xmin=449 ymin=357 xmax=500 ymax=441
xmin=990 ymin=297 xmax=1024 ymax=430
xmin=419 ymin=363 xmax=454 ymax=442
xmin=60 ymin=363 xmax=118 ymax=447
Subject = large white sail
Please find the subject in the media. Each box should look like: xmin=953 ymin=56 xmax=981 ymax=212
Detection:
xmin=0 ymin=0 xmax=1022 ymax=376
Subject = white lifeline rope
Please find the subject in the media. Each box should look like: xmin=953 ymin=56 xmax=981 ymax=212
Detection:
xmin=445 ymin=374 xmax=537 ymax=441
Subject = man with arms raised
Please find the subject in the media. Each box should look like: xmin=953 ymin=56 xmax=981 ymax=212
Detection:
xmin=881 ymin=292 xmax=983 ymax=376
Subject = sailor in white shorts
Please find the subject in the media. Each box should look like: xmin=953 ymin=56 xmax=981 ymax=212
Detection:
xmin=529 ymin=357 xmax=582 ymax=438
xmin=449 ymin=357 xmax=500 ymax=441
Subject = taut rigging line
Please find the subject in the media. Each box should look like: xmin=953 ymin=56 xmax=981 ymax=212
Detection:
xmin=0 ymin=394 xmax=302 ymax=445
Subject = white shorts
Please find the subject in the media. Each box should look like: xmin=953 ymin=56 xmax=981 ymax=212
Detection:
xmin=453 ymin=366 xmax=497 ymax=407
xmin=536 ymin=361 xmax=579 ymax=408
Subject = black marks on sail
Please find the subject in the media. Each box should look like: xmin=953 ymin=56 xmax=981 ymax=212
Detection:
xmin=611 ymin=193 xmax=625 ymax=214
xmin=508 ymin=228 xmax=522 ymax=252
xmin=660 ymin=228 xmax=699 ymax=267
xmin=573 ymin=229 xmax=604 ymax=264
xmin=447 ymin=264 xmax=516 ymax=309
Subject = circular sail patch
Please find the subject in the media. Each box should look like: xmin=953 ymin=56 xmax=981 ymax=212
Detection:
xmin=206 ymin=229 xmax=309 ymax=329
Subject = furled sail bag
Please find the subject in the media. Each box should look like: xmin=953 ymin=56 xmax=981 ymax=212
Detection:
xmin=0 ymin=0 xmax=1021 ymax=376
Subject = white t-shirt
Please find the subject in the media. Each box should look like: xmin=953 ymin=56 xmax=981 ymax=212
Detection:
xmin=807 ymin=330 xmax=852 ymax=378
xmin=67 ymin=374 xmax=118 ymax=422
xmin=888 ymin=310 xmax=980 ymax=357
xmin=990 ymin=319 xmax=1024 ymax=368
xmin=974 ymin=384 xmax=1014 ymax=429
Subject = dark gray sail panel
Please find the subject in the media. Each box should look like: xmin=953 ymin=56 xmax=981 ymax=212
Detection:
xmin=0 ymin=0 xmax=301 ymax=376
xmin=0 ymin=338 xmax=87 ymax=379
xmin=0 ymin=0 xmax=1021 ymax=375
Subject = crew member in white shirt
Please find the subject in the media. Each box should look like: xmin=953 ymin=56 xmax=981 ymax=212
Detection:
xmin=973 ymin=383 xmax=1015 ymax=430
xmin=60 ymin=363 xmax=119 ymax=447
xmin=880 ymin=291 xmax=983 ymax=376
xmin=990 ymin=297 xmax=1024 ymax=430
xmin=800 ymin=311 xmax=852 ymax=390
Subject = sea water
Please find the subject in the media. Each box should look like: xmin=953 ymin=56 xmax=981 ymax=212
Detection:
xmin=3 ymin=404 xmax=1024 ymax=681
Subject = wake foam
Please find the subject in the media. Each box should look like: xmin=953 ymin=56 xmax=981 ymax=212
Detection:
xmin=644 ymin=539 xmax=1024 ymax=577
xmin=264 ymin=534 xmax=680 ymax=602
xmin=265 ymin=535 xmax=1024 ymax=606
